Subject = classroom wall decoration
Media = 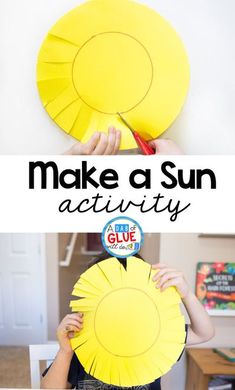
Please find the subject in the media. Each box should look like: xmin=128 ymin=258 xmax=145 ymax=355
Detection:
xmin=70 ymin=257 xmax=186 ymax=387
xmin=37 ymin=0 xmax=190 ymax=150
xmin=196 ymin=262 xmax=235 ymax=316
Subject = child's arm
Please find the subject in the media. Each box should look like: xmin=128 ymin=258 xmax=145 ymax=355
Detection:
xmin=182 ymin=291 xmax=215 ymax=345
xmin=152 ymin=264 xmax=215 ymax=346
xmin=41 ymin=313 xmax=83 ymax=389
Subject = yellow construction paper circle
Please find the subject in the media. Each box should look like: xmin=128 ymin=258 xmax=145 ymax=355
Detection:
xmin=95 ymin=288 xmax=160 ymax=357
xmin=72 ymin=32 xmax=153 ymax=114
xmin=37 ymin=0 xmax=190 ymax=150
xmin=70 ymin=257 xmax=186 ymax=386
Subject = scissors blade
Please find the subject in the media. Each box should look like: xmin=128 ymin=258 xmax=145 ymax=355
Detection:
xmin=117 ymin=112 xmax=135 ymax=133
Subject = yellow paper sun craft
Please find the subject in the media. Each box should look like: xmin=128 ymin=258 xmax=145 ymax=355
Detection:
xmin=37 ymin=0 xmax=190 ymax=150
xmin=70 ymin=257 xmax=186 ymax=387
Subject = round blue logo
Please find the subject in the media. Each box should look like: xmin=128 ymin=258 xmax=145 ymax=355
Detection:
xmin=102 ymin=216 xmax=144 ymax=258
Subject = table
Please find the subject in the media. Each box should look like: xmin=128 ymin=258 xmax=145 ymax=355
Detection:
xmin=186 ymin=348 xmax=235 ymax=390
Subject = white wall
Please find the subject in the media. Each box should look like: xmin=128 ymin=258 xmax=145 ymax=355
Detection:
xmin=159 ymin=233 xmax=235 ymax=390
xmin=140 ymin=233 xmax=160 ymax=264
xmin=0 ymin=0 xmax=235 ymax=154
xmin=45 ymin=233 xmax=60 ymax=341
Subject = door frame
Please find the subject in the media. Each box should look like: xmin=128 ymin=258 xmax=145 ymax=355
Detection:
xmin=40 ymin=233 xmax=48 ymax=343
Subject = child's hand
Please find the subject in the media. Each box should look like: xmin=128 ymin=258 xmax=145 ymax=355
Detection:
xmin=148 ymin=139 xmax=184 ymax=155
xmin=152 ymin=263 xmax=190 ymax=298
xmin=57 ymin=313 xmax=83 ymax=354
xmin=65 ymin=127 xmax=121 ymax=155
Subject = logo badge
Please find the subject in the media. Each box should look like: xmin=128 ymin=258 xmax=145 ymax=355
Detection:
xmin=102 ymin=216 xmax=144 ymax=258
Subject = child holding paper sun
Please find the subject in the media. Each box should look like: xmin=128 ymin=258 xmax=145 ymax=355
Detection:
xmin=41 ymin=255 xmax=214 ymax=390
xmin=64 ymin=127 xmax=183 ymax=156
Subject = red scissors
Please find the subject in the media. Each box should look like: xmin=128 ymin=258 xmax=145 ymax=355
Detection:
xmin=117 ymin=113 xmax=155 ymax=155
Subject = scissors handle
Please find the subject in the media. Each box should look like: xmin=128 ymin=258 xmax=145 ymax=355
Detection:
xmin=132 ymin=131 xmax=155 ymax=155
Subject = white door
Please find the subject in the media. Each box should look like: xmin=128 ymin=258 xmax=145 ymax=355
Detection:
xmin=0 ymin=234 xmax=46 ymax=345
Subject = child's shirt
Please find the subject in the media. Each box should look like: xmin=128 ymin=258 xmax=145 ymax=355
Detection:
xmin=42 ymin=353 xmax=160 ymax=389
xmin=42 ymin=326 xmax=188 ymax=389
xmin=67 ymin=354 xmax=161 ymax=389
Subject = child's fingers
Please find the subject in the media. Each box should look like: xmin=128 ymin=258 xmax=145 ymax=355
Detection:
xmin=148 ymin=140 xmax=158 ymax=153
xmin=68 ymin=331 xmax=75 ymax=339
xmin=152 ymin=267 xmax=177 ymax=281
xmin=83 ymin=132 xmax=101 ymax=155
xmin=63 ymin=324 xmax=82 ymax=333
xmin=65 ymin=318 xmax=83 ymax=328
xmin=156 ymin=271 xmax=182 ymax=288
xmin=67 ymin=312 xmax=83 ymax=318
xmin=64 ymin=319 xmax=83 ymax=328
xmin=66 ymin=314 xmax=83 ymax=323
xmin=160 ymin=277 xmax=180 ymax=292
xmin=152 ymin=263 xmax=167 ymax=270
xmin=63 ymin=318 xmax=83 ymax=327
xmin=68 ymin=141 xmax=82 ymax=155
xmin=92 ymin=132 xmax=109 ymax=155
xmin=112 ymin=128 xmax=121 ymax=155
xmin=68 ymin=316 xmax=83 ymax=323
xmin=104 ymin=127 xmax=117 ymax=155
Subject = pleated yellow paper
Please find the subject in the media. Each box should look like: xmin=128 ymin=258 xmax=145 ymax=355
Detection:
xmin=70 ymin=257 xmax=186 ymax=387
xmin=37 ymin=0 xmax=190 ymax=150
